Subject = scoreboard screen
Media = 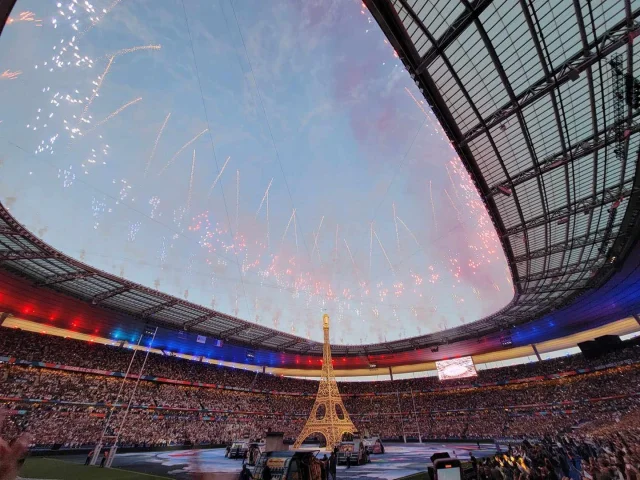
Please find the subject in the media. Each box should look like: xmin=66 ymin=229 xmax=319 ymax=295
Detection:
xmin=436 ymin=356 xmax=477 ymax=381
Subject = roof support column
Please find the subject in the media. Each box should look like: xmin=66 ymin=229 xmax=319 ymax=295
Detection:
xmin=389 ymin=366 xmax=394 ymax=382
xmin=0 ymin=312 xmax=10 ymax=326
xmin=633 ymin=313 xmax=640 ymax=327
xmin=531 ymin=344 xmax=542 ymax=362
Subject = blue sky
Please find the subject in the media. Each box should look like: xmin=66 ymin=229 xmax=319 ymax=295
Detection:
xmin=0 ymin=0 xmax=512 ymax=344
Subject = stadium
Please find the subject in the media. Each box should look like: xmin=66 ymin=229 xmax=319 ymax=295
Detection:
xmin=0 ymin=0 xmax=639 ymax=479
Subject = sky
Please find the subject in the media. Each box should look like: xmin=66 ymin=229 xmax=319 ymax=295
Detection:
xmin=0 ymin=0 xmax=513 ymax=345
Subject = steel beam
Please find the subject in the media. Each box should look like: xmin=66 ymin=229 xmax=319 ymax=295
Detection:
xmin=489 ymin=118 xmax=640 ymax=197
xmin=35 ymin=271 xmax=93 ymax=287
xmin=506 ymin=184 xmax=634 ymax=236
xmin=529 ymin=280 xmax=591 ymax=295
xmin=463 ymin=19 xmax=640 ymax=144
xmin=251 ymin=332 xmax=279 ymax=346
xmin=183 ymin=313 xmax=216 ymax=330
xmin=279 ymin=339 xmax=301 ymax=350
xmin=218 ymin=325 xmax=249 ymax=340
xmin=393 ymin=0 xmax=493 ymax=75
xmin=0 ymin=227 xmax=22 ymax=236
xmin=139 ymin=300 xmax=178 ymax=318
xmin=514 ymin=226 xmax=617 ymax=263
xmin=520 ymin=257 xmax=605 ymax=283
xmin=0 ymin=250 xmax=49 ymax=261
xmin=91 ymin=286 xmax=130 ymax=305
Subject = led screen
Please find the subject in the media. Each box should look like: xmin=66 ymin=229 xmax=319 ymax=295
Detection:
xmin=436 ymin=356 xmax=477 ymax=381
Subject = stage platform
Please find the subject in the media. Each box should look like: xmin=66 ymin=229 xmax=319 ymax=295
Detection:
xmin=31 ymin=443 xmax=501 ymax=480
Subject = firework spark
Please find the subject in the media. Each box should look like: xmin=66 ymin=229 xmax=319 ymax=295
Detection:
xmin=373 ymin=228 xmax=394 ymax=274
xmin=344 ymin=238 xmax=357 ymax=269
xmin=80 ymin=0 xmax=126 ymax=36
xmin=83 ymin=97 xmax=142 ymax=134
xmin=369 ymin=222 xmax=373 ymax=275
xmin=1 ymin=70 xmax=21 ymax=80
xmin=235 ymin=169 xmax=240 ymax=236
xmin=145 ymin=112 xmax=171 ymax=177
xmin=445 ymin=188 xmax=461 ymax=221
xmin=392 ymin=202 xmax=400 ymax=251
xmin=158 ymin=128 xmax=208 ymax=175
xmin=207 ymin=156 xmax=231 ymax=198
xmin=281 ymin=209 xmax=296 ymax=247
xmin=80 ymin=55 xmax=115 ymax=122
xmin=429 ymin=179 xmax=438 ymax=232
xmin=187 ymin=150 xmax=196 ymax=211
xmin=255 ymin=178 xmax=273 ymax=217
xmin=6 ymin=11 xmax=42 ymax=26
xmin=397 ymin=216 xmax=420 ymax=247
xmin=311 ymin=215 xmax=325 ymax=263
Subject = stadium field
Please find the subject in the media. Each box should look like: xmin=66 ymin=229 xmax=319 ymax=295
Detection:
xmin=19 ymin=457 xmax=170 ymax=480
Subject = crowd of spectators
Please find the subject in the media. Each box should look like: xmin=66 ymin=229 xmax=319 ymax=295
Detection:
xmin=2 ymin=328 xmax=638 ymax=395
xmin=1 ymin=327 xmax=639 ymax=450
xmin=474 ymin=423 xmax=640 ymax=479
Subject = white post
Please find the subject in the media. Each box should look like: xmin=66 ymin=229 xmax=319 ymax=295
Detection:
xmin=91 ymin=331 xmax=144 ymax=466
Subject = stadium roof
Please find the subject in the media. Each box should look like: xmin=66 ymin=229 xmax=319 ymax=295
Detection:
xmin=363 ymin=0 xmax=640 ymax=325
xmin=0 ymin=0 xmax=639 ymax=362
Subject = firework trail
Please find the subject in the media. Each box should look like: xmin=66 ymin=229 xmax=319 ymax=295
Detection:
xmin=397 ymin=216 xmax=420 ymax=247
xmin=266 ymin=189 xmax=270 ymax=250
xmin=311 ymin=215 xmax=324 ymax=263
xmin=293 ymin=210 xmax=299 ymax=253
xmin=109 ymin=44 xmax=161 ymax=58
xmin=187 ymin=149 xmax=196 ymax=211
xmin=392 ymin=202 xmax=400 ymax=251
xmin=207 ymin=156 xmax=231 ymax=198
xmin=404 ymin=87 xmax=429 ymax=117
xmin=373 ymin=228 xmax=395 ymax=274
xmin=344 ymin=239 xmax=357 ymax=269
xmin=369 ymin=222 xmax=373 ymax=275
xmin=82 ymin=45 xmax=160 ymax=124
xmin=281 ymin=209 xmax=296 ymax=246
xmin=145 ymin=112 xmax=171 ymax=177
xmin=6 ymin=11 xmax=42 ymax=26
xmin=235 ymin=170 xmax=240 ymax=236
xmin=255 ymin=178 xmax=273 ymax=217
xmin=445 ymin=188 xmax=461 ymax=221
xmin=445 ymin=163 xmax=460 ymax=201
xmin=80 ymin=56 xmax=115 ymax=122
xmin=0 ymin=70 xmax=21 ymax=80
xmin=83 ymin=97 xmax=142 ymax=134
xmin=80 ymin=0 xmax=126 ymax=36
xmin=429 ymin=179 xmax=438 ymax=232
xmin=158 ymin=128 xmax=208 ymax=175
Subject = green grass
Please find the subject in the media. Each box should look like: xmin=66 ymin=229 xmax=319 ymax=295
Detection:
xmin=19 ymin=457 xmax=170 ymax=479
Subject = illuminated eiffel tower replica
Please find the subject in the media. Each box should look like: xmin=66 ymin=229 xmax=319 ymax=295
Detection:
xmin=293 ymin=314 xmax=357 ymax=449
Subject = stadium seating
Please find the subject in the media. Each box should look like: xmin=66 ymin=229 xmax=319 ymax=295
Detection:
xmin=1 ymin=328 xmax=639 ymax=448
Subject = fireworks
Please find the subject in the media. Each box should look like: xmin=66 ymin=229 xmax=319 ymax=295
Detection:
xmin=5 ymin=11 xmax=42 ymax=26
xmin=187 ymin=150 xmax=196 ymax=211
xmin=1 ymin=70 xmax=22 ymax=80
xmin=255 ymin=178 xmax=273 ymax=218
xmin=145 ymin=113 xmax=171 ymax=176
xmin=207 ymin=156 xmax=231 ymax=198
xmin=83 ymin=97 xmax=142 ymax=135
xmin=158 ymin=128 xmax=208 ymax=175
xmin=429 ymin=179 xmax=438 ymax=232
xmin=311 ymin=216 xmax=324 ymax=263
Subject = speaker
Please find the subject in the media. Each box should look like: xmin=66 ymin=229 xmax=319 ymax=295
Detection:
xmin=595 ymin=335 xmax=623 ymax=350
xmin=430 ymin=452 xmax=451 ymax=463
xmin=577 ymin=340 xmax=601 ymax=359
